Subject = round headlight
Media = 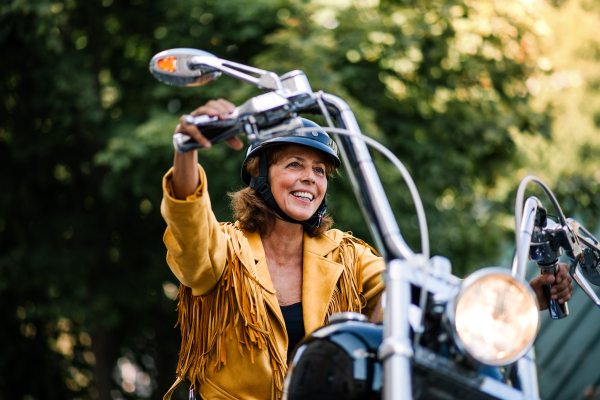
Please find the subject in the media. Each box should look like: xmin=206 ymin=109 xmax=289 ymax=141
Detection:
xmin=448 ymin=268 xmax=540 ymax=366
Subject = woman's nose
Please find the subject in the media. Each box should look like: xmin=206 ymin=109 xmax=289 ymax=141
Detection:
xmin=301 ymin=170 xmax=316 ymax=183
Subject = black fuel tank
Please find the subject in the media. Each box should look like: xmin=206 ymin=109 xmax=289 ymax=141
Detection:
xmin=283 ymin=319 xmax=383 ymax=400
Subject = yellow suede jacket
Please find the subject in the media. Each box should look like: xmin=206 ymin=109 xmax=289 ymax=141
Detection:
xmin=161 ymin=165 xmax=385 ymax=400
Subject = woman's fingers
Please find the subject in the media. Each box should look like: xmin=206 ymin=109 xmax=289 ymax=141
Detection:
xmin=550 ymin=276 xmax=569 ymax=292
xmin=552 ymin=284 xmax=573 ymax=303
xmin=190 ymin=105 xmax=220 ymax=118
xmin=551 ymin=263 xmax=571 ymax=288
xmin=191 ymin=99 xmax=235 ymax=118
xmin=225 ymin=136 xmax=244 ymax=150
xmin=175 ymin=115 xmax=212 ymax=148
xmin=217 ymin=98 xmax=236 ymax=116
xmin=177 ymin=99 xmax=238 ymax=150
xmin=529 ymin=263 xmax=574 ymax=310
xmin=549 ymin=263 xmax=573 ymax=303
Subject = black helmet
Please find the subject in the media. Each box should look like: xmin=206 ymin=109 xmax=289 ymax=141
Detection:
xmin=241 ymin=118 xmax=340 ymax=185
xmin=240 ymin=118 xmax=340 ymax=230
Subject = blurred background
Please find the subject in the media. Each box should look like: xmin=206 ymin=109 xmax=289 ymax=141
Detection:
xmin=2 ymin=0 xmax=600 ymax=398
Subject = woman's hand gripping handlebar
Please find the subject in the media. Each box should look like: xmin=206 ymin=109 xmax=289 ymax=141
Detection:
xmin=174 ymin=99 xmax=243 ymax=150
xmin=171 ymin=99 xmax=243 ymax=200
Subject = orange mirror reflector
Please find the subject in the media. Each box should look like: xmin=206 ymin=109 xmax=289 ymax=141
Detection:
xmin=157 ymin=57 xmax=177 ymax=72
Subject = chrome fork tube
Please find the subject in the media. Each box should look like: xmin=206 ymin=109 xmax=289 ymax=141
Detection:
xmin=322 ymin=94 xmax=414 ymax=400
xmin=380 ymin=260 xmax=414 ymax=400
xmin=517 ymin=348 xmax=540 ymax=400
xmin=511 ymin=197 xmax=541 ymax=400
xmin=512 ymin=197 xmax=538 ymax=281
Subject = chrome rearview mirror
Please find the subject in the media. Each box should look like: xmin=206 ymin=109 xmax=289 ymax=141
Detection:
xmin=150 ymin=48 xmax=282 ymax=91
xmin=149 ymin=48 xmax=222 ymax=87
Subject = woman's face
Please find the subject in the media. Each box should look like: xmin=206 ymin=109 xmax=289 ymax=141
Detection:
xmin=268 ymin=144 xmax=329 ymax=222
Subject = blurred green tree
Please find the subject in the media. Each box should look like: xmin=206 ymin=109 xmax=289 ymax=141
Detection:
xmin=252 ymin=0 xmax=552 ymax=273
xmin=0 ymin=0 xmax=555 ymax=398
xmin=508 ymin=0 xmax=600 ymax=231
xmin=0 ymin=0 xmax=286 ymax=399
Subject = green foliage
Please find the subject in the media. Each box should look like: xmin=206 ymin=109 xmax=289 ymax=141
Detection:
xmin=511 ymin=0 xmax=600 ymax=265
xmin=0 ymin=0 xmax=570 ymax=398
xmin=0 ymin=0 xmax=284 ymax=398
xmin=252 ymin=0 xmax=552 ymax=274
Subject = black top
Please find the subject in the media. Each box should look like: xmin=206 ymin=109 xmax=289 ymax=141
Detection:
xmin=280 ymin=302 xmax=305 ymax=360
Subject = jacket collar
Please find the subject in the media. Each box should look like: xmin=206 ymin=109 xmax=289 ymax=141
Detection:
xmin=244 ymin=227 xmax=265 ymax=260
xmin=241 ymin=225 xmax=346 ymax=335
xmin=240 ymin=227 xmax=274 ymax=292
xmin=302 ymin=230 xmax=339 ymax=256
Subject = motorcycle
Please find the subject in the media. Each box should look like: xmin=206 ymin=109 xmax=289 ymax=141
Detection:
xmin=149 ymin=48 xmax=600 ymax=400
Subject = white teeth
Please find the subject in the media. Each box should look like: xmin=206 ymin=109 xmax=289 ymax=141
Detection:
xmin=292 ymin=191 xmax=314 ymax=201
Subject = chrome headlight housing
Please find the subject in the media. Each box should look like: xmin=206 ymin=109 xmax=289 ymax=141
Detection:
xmin=447 ymin=268 xmax=540 ymax=366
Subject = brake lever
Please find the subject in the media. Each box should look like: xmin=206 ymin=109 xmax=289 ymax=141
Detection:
xmin=573 ymin=267 xmax=600 ymax=306
xmin=565 ymin=219 xmax=600 ymax=306
xmin=568 ymin=218 xmax=600 ymax=253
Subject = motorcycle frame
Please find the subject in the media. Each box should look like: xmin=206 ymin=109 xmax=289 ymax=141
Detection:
xmin=320 ymin=93 xmax=414 ymax=399
xmin=150 ymin=49 xmax=543 ymax=400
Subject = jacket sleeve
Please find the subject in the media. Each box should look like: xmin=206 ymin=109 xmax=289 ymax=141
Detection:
xmin=359 ymin=246 xmax=385 ymax=319
xmin=160 ymin=164 xmax=227 ymax=296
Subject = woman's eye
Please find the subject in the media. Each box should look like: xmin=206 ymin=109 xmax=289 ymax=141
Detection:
xmin=288 ymin=162 xmax=300 ymax=168
xmin=315 ymin=168 xmax=325 ymax=175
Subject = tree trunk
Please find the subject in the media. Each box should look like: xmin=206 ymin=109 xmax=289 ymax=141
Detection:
xmin=92 ymin=326 xmax=114 ymax=400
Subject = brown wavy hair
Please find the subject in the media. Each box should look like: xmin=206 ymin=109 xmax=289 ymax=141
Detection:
xmin=229 ymin=145 xmax=336 ymax=238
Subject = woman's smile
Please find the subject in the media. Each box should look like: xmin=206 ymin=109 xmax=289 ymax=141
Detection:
xmin=268 ymin=145 xmax=328 ymax=221
xmin=291 ymin=191 xmax=315 ymax=203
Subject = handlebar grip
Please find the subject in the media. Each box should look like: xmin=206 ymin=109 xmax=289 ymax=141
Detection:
xmin=540 ymin=263 xmax=569 ymax=319
xmin=174 ymin=114 xmax=243 ymax=153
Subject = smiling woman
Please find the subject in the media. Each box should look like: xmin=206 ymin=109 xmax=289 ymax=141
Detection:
xmin=230 ymin=143 xmax=336 ymax=238
xmin=160 ymin=99 xmax=385 ymax=400
xmin=268 ymin=146 xmax=329 ymax=219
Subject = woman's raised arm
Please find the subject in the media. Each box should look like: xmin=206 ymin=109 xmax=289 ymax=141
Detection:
xmin=162 ymin=99 xmax=243 ymax=296
xmin=171 ymin=99 xmax=242 ymax=199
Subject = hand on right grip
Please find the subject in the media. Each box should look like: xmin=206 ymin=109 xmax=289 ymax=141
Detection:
xmin=529 ymin=263 xmax=573 ymax=311
xmin=174 ymin=99 xmax=243 ymax=150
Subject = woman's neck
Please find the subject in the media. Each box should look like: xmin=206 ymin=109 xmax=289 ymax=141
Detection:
xmin=262 ymin=219 xmax=304 ymax=306
xmin=262 ymin=219 xmax=304 ymax=262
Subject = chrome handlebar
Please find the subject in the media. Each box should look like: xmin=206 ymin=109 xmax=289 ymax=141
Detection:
xmin=513 ymin=176 xmax=600 ymax=317
xmin=150 ymin=48 xmax=416 ymax=400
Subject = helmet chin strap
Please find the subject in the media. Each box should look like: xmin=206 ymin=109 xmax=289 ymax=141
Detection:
xmin=249 ymin=154 xmax=327 ymax=230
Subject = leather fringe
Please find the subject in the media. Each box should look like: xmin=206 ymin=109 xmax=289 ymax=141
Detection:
xmin=172 ymin=223 xmax=286 ymax=400
xmin=322 ymin=233 xmax=380 ymax=325
xmin=169 ymin=228 xmax=377 ymax=400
